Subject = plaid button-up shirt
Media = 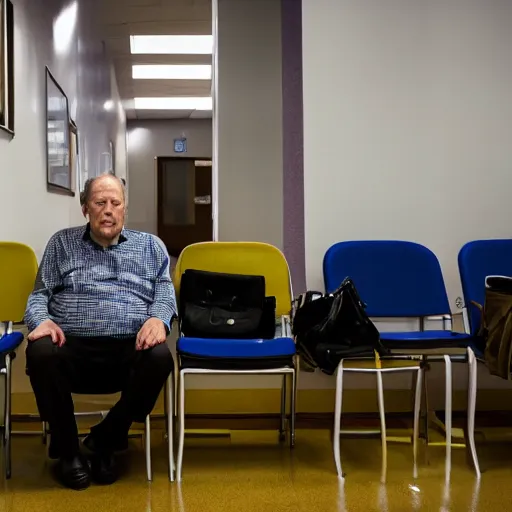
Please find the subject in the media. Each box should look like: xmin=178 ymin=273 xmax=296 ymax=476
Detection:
xmin=24 ymin=224 xmax=177 ymax=338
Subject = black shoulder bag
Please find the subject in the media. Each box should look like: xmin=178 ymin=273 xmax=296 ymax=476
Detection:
xmin=292 ymin=277 xmax=383 ymax=375
xmin=180 ymin=269 xmax=276 ymax=339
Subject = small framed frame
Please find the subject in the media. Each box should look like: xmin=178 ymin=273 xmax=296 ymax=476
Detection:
xmin=45 ymin=67 xmax=74 ymax=195
xmin=0 ymin=0 xmax=14 ymax=135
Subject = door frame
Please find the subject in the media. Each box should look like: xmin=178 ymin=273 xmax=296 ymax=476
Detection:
xmin=155 ymin=156 xmax=215 ymax=248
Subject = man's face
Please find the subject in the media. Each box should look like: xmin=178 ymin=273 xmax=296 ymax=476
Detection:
xmin=83 ymin=177 xmax=125 ymax=243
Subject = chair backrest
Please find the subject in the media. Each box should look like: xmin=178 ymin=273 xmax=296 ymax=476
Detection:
xmin=0 ymin=242 xmax=38 ymax=323
xmin=458 ymin=239 xmax=512 ymax=335
xmin=173 ymin=242 xmax=293 ymax=317
xmin=323 ymin=240 xmax=450 ymax=318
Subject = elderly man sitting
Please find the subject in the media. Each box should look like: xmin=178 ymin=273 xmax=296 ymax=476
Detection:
xmin=24 ymin=174 xmax=176 ymax=490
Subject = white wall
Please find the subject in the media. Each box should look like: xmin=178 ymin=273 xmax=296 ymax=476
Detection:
xmin=302 ymin=0 xmax=512 ymax=307
xmin=301 ymin=0 xmax=512 ymax=396
xmin=126 ymin=119 xmax=212 ymax=234
xmin=0 ymin=0 xmax=126 ymax=261
xmin=217 ymin=0 xmax=283 ymax=249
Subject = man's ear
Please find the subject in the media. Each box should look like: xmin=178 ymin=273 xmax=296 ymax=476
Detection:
xmin=82 ymin=205 xmax=88 ymax=219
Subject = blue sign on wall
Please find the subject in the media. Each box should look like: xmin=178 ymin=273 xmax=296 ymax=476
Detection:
xmin=174 ymin=138 xmax=187 ymax=153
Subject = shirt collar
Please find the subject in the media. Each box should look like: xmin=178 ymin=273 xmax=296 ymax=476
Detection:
xmin=82 ymin=223 xmax=128 ymax=246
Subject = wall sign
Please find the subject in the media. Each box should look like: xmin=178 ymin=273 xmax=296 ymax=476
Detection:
xmin=174 ymin=137 xmax=187 ymax=153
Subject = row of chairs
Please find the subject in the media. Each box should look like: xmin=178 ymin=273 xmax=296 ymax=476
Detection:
xmin=0 ymin=241 xmax=297 ymax=483
xmin=1 ymin=238 xmax=511 ymax=483
xmin=326 ymin=239 xmax=512 ymax=482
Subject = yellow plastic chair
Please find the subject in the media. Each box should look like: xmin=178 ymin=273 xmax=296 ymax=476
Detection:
xmin=0 ymin=242 xmax=38 ymax=479
xmin=173 ymin=242 xmax=297 ymax=481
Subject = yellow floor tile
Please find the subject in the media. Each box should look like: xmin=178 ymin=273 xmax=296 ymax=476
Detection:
xmin=2 ymin=428 xmax=512 ymax=511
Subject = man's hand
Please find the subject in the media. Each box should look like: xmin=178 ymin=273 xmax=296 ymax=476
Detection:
xmin=136 ymin=317 xmax=167 ymax=351
xmin=28 ymin=319 xmax=66 ymax=346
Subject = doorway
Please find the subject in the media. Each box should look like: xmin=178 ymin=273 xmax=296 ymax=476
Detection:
xmin=157 ymin=157 xmax=213 ymax=258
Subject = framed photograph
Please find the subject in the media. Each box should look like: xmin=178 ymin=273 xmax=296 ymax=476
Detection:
xmin=46 ymin=67 xmax=74 ymax=195
xmin=69 ymin=119 xmax=79 ymax=192
xmin=0 ymin=0 xmax=14 ymax=135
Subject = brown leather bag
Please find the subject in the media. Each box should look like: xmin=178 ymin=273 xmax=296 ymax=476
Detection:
xmin=476 ymin=276 xmax=512 ymax=380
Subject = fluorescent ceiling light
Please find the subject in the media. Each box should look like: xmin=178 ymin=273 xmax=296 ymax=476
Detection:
xmin=132 ymin=65 xmax=211 ymax=80
xmin=134 ymin=97 xmax=212 ymax=110
xmin=130 ymin=35 xmax=213 ymax=55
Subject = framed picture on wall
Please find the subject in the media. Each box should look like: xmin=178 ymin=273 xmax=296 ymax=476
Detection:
xmin=0 ymin=0 xmax=14 ymax=135
xmin=46 ymin=67 xmax=74 ymax=195
xmin=78 ymin=134 xmax=88 ymax=192
xmin=69 ymin=119 xmax=79 ymax=193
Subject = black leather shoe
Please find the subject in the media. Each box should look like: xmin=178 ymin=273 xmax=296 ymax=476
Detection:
xmin=48 ymin=438 xmax=60 ymax=460
xmin=83 ymin=435 xmax=118 ymax=485
xmin=55 ymin=455 xmax=91 ymax=490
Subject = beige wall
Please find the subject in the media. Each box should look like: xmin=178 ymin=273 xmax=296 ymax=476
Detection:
xmin=0 ymin=0 xmax=126 ymax=261
xmin=216 ymin=0 xmax=283 ymax=249
xmin=126 ymin=119 xmax=212 ymax=234
xmin=302 ymin=0 xmax=512 ymax=396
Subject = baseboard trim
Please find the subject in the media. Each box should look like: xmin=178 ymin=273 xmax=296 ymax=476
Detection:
xmin=12 ymin=387 xmax=512 ymax=418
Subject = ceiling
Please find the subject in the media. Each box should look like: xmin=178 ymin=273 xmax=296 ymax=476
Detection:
xmin=98 ymin=0 xmax=212 ymax=120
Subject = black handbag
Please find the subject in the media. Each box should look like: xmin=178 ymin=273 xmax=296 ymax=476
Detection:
xmin=180 ymin=269 xmax=276 ymax=339
xmin=292 ymin=277 xmax=383 ymax=375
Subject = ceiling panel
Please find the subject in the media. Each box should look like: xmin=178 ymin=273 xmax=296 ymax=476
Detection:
xmin=118 ymin=81 xmax=211 ymax=101
xmin=131 ymin=80 xmax=211 ymax=96
xmin=189 ymin=110 xmax=212 ymax=119
xmin=114 ymin=54 xmax=212 ymax=65
xmin=98 ymin=0 xmax=213 ymax=120
xmin=98 ymin=0 xmax=211 ymax=24
xmin=103 ymin=21 xmax=211 ymax=39
xmin=135 ymin=109 xmax=196 ymax=119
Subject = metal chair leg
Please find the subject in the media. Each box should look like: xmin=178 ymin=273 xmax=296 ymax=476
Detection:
xmin=422 ymin=357 xmax=430 ymax=444
xmin=145 ymin=415 xmax=152 ymax=482
xmin=166 ymin=376 xmax=175 ymax=481
xmin=5 ymin=353 xmax=12 ymax=479
xmin=467 ymin=348 xmax=481 ymax=477
xmin=279 ymin=374 xmax=287 ymax=442
xmin=290 ymin=367 xmax=297 ymax=448
xmin=42 ymin=421 xmax=48 ymax=445
xmin=333 ymin=361 xmax=344 ymax=478
xmin=376 ymin=370 xmax=387 ymax=484
xmin=444 ymin=355 xmax=452 ymax=482
xmin=177 ymin=370 xmax=186 ymax=482
xmin=412 ymin=366 xmax=423 ymax=479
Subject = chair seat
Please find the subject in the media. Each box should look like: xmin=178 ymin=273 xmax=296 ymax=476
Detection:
xmin=381 ymin=330 xmax=484 ymax=357
xmin=178 ymin=336 xmax=296 ymax=358
xmin=0 ymin=331 xmax=24 ymax=355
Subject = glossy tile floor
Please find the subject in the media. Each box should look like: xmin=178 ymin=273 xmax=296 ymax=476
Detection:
xmin=1 ymin=427 xmax=511 ymax=511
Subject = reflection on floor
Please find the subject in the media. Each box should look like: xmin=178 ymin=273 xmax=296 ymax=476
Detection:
xmin=1 ymin=427 xmax=510 ymax=511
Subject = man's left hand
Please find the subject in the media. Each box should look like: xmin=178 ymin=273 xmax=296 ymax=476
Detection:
xmin=136 ymin=317 xmax=167 ymax=350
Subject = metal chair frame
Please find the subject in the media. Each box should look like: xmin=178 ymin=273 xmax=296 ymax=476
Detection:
xmin=172 ymin=242 xmax=297 ymax=482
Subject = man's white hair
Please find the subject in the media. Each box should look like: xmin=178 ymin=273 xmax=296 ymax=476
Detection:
xmin=80 ymin=172 xmax=126 ymax=207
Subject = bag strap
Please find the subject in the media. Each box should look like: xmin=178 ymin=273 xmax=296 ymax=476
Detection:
xmin=498 ymin=310 xmax=512 ymax=380
xmin=471 ymin=300 xmax=483 ymax=311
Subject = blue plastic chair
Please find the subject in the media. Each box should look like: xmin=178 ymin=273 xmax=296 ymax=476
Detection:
xmin=458 ymin=239 xmax=512 ymax=477
xmin=323 ymin=240 xmax=481 ymax=479
xmin=173 ymin=242 xmax=297 ymax=482
xmin=0 ymin=242 xmax=38 ymax=479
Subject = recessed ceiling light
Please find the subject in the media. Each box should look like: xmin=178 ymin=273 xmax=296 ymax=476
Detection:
xmin=132 ymin=65 xmax=212 ymax=80
xmin=134 ymin=97 xmax=212 ymax=110
xmin=130 ymin=35 xmax=213 ymax=55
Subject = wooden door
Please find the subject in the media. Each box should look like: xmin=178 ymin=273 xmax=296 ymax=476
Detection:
xmin=157 ymin=157 xmax=213 ymax=258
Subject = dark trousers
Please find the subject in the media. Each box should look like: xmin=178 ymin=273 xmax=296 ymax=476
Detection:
xmin=25 ymin=335 xmax=174 ymax=458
